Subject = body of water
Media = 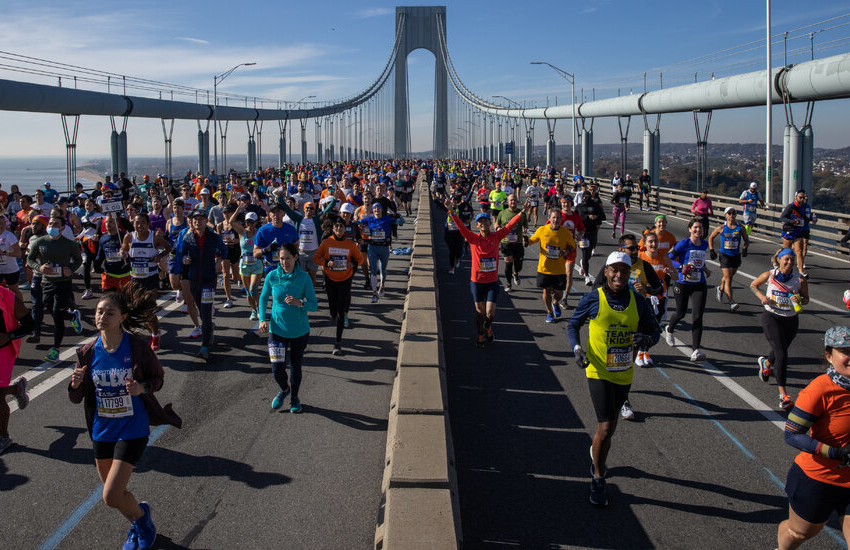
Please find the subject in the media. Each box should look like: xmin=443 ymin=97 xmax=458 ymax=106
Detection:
xmin=0 ymin=157 xmax=100 ymax=195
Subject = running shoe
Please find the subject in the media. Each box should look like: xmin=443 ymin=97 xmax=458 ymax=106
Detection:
xmin=455 ymin=259 xmax=461 ymax=269
xmin=272 ymin=388 xmax=290 ymax=410
xmin=223 ymin=299 xmax=233 ymax=309
xmin=729 ymin=301 xmax=740 ymax=312
xmin=181 ymin=304 xmax=189 ymax=314
xmin=545 ymin=313 xmax=555 ymax=323
xmin=363 ymin=280 xmax=372 ymax=290
xmin=690 ymin=349 xmax=706 ymax=362
xmin=612 ymin=231 xmax=616 ymax=238
xmin=800 ymin=271 xmax=809 ymax=279
xmin=371 ymin=293 xmax=379 ymax=304
xmin=448 ymin=268 xmax=455 ymax=275
xmin=290 ymin=396 xmax=303 ymax=413
xmin=122 ymin=525 xmax=139 ymax=550
xmin=196 ymin=346 xmax=209 ymax=360
xmin=715 ymin=285 xmax=723 ymax=303
xmin=758 ymin=356 xmax=772 ymax=382
xmin=634 ymin=351 xmax=646 ymax=368
xmin=18 ymin=282 xmax=30 ymax=290
xmin=250 ymin=310 xmax=258 ymax=321
xmin=175 ymin=290 xmax=183 ymax=303
xmin=26 ymin=333 xmax=40 ymax=344
xmin=642 ymin=351 xmax=655 ymax=367
xmin=485 ymin=327 xmax=494 ymax=342
xmin=332 ymin=343 xmax=343 ymax=356
xmin=0 ymin=435 xmax=11 ymax=454
xmin=476 ymin=333 xmax=485 ymax=348
xmin=664 ymin=326 xmax=675 ymax=346
xmin=378 ymin=285 xmax=385 ymax=297
xmin=136 ymin=502 xmax=156 ymax=549
xmin=590 ymin=476 xmax=608 ymax=507
xmin=343 ymin=315 xmax=349 ymax=328
xmin=553 ymin=303 xmax=562 ymax=318
xmin=578 ymin=265 xmax=586 ymax=277
xmin=779 ymin=393 xmax=794 ymax=411
xmin=44 ymin=348 xmax=60 ymax=362
xmin=70 ymin=309 xmax=83 ymax=335
xmin=14 ymin=377 xmax=28 ymax=410
xmin=504 ymin=285 xmax=512 ymax=292
xmin=584 ymin=276 xmax=593 ymax=286
xmin=513 ymin=274 xmax=520 ymax=287
xmin=591 ymin=248 xmax=596 ymax=256
xmin=150 ymin=334 xmax=161 ymax=352
xmin=620 ymin=400 xmax=635 ymax=421
xmin=189 ymin=326 xmax=202 ymax=338
xmin=81 ymin=289 xmax=94 ymax=300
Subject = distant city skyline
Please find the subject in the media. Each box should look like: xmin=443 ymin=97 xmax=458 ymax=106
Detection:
xmin=0 ymin=0 xmax=848 ymax=159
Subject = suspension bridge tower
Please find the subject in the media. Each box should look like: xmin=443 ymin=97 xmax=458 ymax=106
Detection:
xmin=394 ymin=5 xmax=449 ymax=159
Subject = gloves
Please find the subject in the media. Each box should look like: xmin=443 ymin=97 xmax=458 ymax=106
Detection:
xmin=834 ymin=445 xmax=850 ymax=465
xmin=742 ymin=248 xmax=748 ymax=257
xmin=523 ymin=236 xmax=530 ymax=247
xmin=632 ymin=333 xmax=652 ymax=350
xmin=649 ymin=295 xmax=660 ymax=315
xmin=574 ymin=346 xmax=589 ymax=369
xmin=263 ymin=239 xmax=279 ymax=255
xmin=709 ymin=249 xmax=718 ymax=261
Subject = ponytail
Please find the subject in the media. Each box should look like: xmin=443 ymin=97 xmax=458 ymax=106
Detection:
xmin=99 ymin=283 xmax=159 ymax=334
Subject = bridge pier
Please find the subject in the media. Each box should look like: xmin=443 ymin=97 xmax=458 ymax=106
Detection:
xmin=197 ymin=120 xmax=210 ymax=176
xmin=161 ymin=119 xmax=174 ymax=181
xmin=693 ymin=111 xmax=711 ymax=192
xmin=580 ymin=120 xmax=594 ymax=177
xmin=246 ymin=122 xmax=257 ymax=172
xmin=278 ymin=119 xmax=287 ymax=167
xmin=218 ymin=120 xmax=229 ymax=174
xmin=643 ymin=114 xmax=660 ymax=192
xmin=110 ymin=116 xmax=128 ymax=178
xmin=545 ymin=119 xmax=557 ymax=169
xmin=617 ymin=115 xmax=631 ymax=178
xmin=300 ymin=119 xmax=308 ymax=165
xmin=62 ymin=114 xmax=80 ymax=193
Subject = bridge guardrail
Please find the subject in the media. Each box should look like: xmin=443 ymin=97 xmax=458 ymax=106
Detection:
xmin=374 ymin=179 xmax=461 ymax=549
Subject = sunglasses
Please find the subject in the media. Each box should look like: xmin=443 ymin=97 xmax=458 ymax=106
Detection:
xmin=620 ymin=245 xmax=639 ymax=251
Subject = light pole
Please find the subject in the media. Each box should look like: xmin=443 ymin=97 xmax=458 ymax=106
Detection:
xmin=214 ymin=62 xmax=256 ymax=174
xmin=531 ymin=61 xmax=576 ymax=175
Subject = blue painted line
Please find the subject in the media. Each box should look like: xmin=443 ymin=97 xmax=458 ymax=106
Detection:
xmin=763 ymin=466 xmax=785 ymax=491
xmin=36 ymin=424 xmax=169 ymax=550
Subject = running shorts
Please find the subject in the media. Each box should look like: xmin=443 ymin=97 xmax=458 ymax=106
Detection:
xmin=786 ymin=462 xmax=850 ymax=524
xmin=132 ymin=273 xmax=161 ymax=293
xmin=587 ymin=378 xmax=631 ymax=423
xmin=93 ymin=437 xmax=149 ymax=466
xmin=500 ymin=242 xmax=524 ymax=260
xmin=225 ymin=244 xmax=241 ymax=264
xmin=0 ymin=271 xmax=20 ymax=286
xmin=537 ymin=272 xmax=567 ymax=291
xmin=102 ymin=273 xmax=131 ymax=291
xmin=719 ymin=253 xmax=741 ymax=270
xmin=470 ymin=280 xmax=499 ymax=304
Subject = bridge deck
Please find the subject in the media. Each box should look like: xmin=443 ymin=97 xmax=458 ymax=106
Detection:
xmin=434 ymin=203 xmax=848 ymax=549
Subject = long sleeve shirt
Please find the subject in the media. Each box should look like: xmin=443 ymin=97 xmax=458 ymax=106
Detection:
xmin=451 ymin=213 xmax=521 ymax=283
xmin=567 ymin=283 xmax=660 ymax=350
xmin=27 ymin=235 xmax=83 ymax=282
xmin=691 ymin=197 xmax=713 ymax=216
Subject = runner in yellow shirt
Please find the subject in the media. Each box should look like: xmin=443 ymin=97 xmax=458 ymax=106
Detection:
xmin=528 ymin=208 xmax=575 ymax=322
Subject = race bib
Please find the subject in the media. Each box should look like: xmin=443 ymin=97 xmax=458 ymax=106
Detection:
xmin=46 ymin=263 xmax=63 ymax=278
xmin=447 ymin=217 xmax=458 ymax=231
xmin=96 ymin=389 xmax=134 ymax=419
xmin=201 ymin=288 xmax=215 ymax=304
xmin=771 ymin=289 xmax=792 ymax=311
xmin=618 ymin=196 xmax=626 ymax=204
xmin=578 ymin=238 xmax=590 ymax=249
xmin=745 ymin=203 xmax=756 ymax=213
xmin=723 ymin=238 xmax=740 ymax=251
xmin=530 ymin=200 xmax=538 ymax=207
xmin=507 ymin=232 xmax=518 ymax=243
xmin=606 ymin=345 xmax=633 ymax=372
xmin=371 ymin=229 xmax=385 ymax=241
xmin=329 ymin=247 xmax=349 ymax=271
xmin=242 ymin=253 xmax=257 ymax=266
xmin=545 ymin=245 xmax=560 ymax=259
xmin=360 ymin=225 xmax=371 ymax=238
xmin=479 ymin=257 xmax=497 ymax=273
xmin=268 ymin=342 xmax=286 ymax=363
xmin=131 ymin=261 xmax=149 ymax=278
xmin=299 ymin=229 xmax=313 ymax=243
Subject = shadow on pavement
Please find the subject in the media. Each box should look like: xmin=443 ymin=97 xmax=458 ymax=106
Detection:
xmin=137 ymin=447 xmax=290 ymax=489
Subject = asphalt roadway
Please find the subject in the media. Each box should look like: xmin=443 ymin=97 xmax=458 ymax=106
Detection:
xmin=0 ymin=203 xmax=417 ymax=549
xmin=434 ymin=201 xmax=850 ymax=549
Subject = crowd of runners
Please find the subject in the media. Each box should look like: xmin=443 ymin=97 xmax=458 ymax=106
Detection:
xmin=0 ymin=158 xmax=846 ymax=549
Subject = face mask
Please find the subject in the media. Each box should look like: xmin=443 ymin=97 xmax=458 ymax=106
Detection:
xmin=47 ymin=227 xmax=60 ymax=238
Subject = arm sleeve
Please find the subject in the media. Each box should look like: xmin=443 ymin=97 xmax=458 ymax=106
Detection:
xmin=26 ymin=240 xmax=40 ymax=270
xmin=778 ymin=204 xmax=795 ymax=225
xmin=68 ymin=239 xmax=83 ymax=273
xmin=257 ymin=276 xmax=272 ymax=322
xmin=567 ymin=291 xmax=598 ymax=349
xmin=643 ymin=260 xmax=664 ymax=296
xmin=784 ymin=396 xmax=838 ymax=459
xmin=635 ymin=295 xmax=661 ymax=346
xmin=280 ymin=200 xmax=304 ymax=224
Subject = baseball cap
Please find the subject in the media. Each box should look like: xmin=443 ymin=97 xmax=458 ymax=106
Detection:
xmin=199 ymin=188 xmax=211 ymax=195
xmin=749 ymin=182 xmax=758 ymax=188
xmin=240 ymin=193 xmax=252 ymax=201
xmin=189 ymin=207 xmax=208 ymax=218
xmin=724 ymin=207 xmax=736 ymax=215
xmin=340 ymin=203 xmax=356 ymax=215
xmin=475 ymin=212 xmax=491 ymax=223
xmin=605 ymin=251 xmax=632 ymax=267
xmin=244 ymin=211 xmax=259 ymax=222
xmin=33 ymin=214 xmax=49 ymax=226
xmin=825 ymin=326 xmax=850 ymax=348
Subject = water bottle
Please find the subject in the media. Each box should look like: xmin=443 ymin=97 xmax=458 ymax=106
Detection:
xmin=793 ymin=294 xmax=803 ymax=313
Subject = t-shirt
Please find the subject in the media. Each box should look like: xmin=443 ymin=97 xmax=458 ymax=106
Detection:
xmin=254 ymin=223 xmax=298 ymax=273
xmin=495 ymin=208 xmax=526 ymax=244
xmin=0 ymin=230 xmax=18 ymax=274
xmin=669 ymin=238 xmax=709 ymax=285
xmin=793 ymin=374 xmax=850 ymax=488
xmin=312 ymin=236 xmax=364 ymax=282
xmin=91 ymin=333 xmax=150 ymax=442
xmin=529 ymin=224 xmax=575 ymax=275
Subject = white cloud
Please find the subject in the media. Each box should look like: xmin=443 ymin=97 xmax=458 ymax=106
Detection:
xmin=175 ymin=37 xmax=210 ymax=45
xmin=357 ymin=7 xmax=392 ymax=18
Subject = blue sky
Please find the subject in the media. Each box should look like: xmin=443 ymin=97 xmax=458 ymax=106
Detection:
xmin=0 ymin=0 xmax=847 ymax=158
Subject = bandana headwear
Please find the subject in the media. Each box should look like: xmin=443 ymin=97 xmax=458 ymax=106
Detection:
xmin=654 ymin=215 xmax=666 ymax=223
xmin=824 ymin=326 xmax=850 ymax=348
xmin=777 ymin=248 xmax=795 ymax=260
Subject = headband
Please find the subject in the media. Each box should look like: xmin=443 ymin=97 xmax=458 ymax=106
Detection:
xmin=777 ymin=248 xmax=796 ymax=259
xmin=654 ymin=215 xmax=667 ymax=222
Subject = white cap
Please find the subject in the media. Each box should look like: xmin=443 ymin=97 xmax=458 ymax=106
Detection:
xmin=724 ymin=206 xmax=736 ymax=215
xmin=199 ymin=188 xmax=211 ymax=195
xmin=340 ymin=203 xmax=356 ymax=215
xmin=244 ymin=211 xmax=259 ymax=222
xmin=605 ymin=251 xmax=632 ymax=267
xmin=749 ymin=181 xmax=758 ymax=188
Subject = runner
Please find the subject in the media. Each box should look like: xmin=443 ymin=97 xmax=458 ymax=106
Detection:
xmin=664 ymin=218 xmax=712 ymax=362
xmin=360 ymin=202 xmax=397 ymax=303
xmin=638 ymin=169 xmax=652 ymax=211
xmin=258 ymin=242 xmax=317 ymax=413
xmin=96 ymin=215 xmax=132 ymax=294
xmin=576 ymin=184 xmax=605 ymax=285
xmin=639 ymin=214 xmax=677 ymax=256
xmin=313 ymin=217 xmax=364 ymax=355
xmin=738 ymin=181 xmax=765 ymax=235
xmin=557 ymin=195 xmax=585 ymax=307
xmin=279 ymin=199 xmax=334 ymax=287
xmin=750 ymin=247 xmax=809 ymax=410
xmin=494 ymin=194 xmax=528 ymax=292
xmin=779 ymin=190 xmax=811 ymax=278
xmin=0 ymin=285 xmax=34 ymax=454
xmin=253 ymin=202 xmax=299 ymax=275
xmin=176 ymin=208 xmax=228 ymax=360
xmin=68 ymin=284 xmax=182 ymax=550
xmin=79 ymin=199 xmax=105 ymax=300
xmin=611 ymin=181 xmax=630 ymax=238
xmin=216 ymin=204 xmax=241 ymax=308
xmin=524 ymin=178 xmax=542 ymax=226
xmin=230 ymin=210 xmax=263 ymax=320
xmin=488 ymin=180 xmax=507 ymax=220
xmin=0 ymin=214 xmax=23 ymax=302
xmin=708 ymin=207 xmax=749 ymax=311
xmin=528 ymin=208 xmax=575 ymax=322
xmin=776 ymin=326 xmax=850 ymax=549
xmin=122 ymin=213 xmax=171 ymax=351
xmin=447 ymin=198 xmax=530 ymax=347
xmin=26 ymin=214 xmax=84 ymax=362
xmin=568 ymin=251 xmax=660 ymax=506
xmin=638 ymin=231 xmax=677 ymax=367
xmin=690 ymin=189 xmax=714 ymax=240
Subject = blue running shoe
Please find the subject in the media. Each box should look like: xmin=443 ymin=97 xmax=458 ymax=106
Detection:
xmin=553 ymin=303 xmax=562 ymax=318
xmin=44 ymin=348 xmax=60 ymax=362
xmin=545 ymin=313 xmax=555 ymax=323
xmin=272 ymin=388 xmax=290 ymax=410
xmin=136 ymin=502 xmax=156 ymax=549
xmin=290 ymin=396 xmax=302 ymax=414
xmin=343 ymin=315 xmax=350 ymax=328
xmin=70 ymin=309 xmax=83 ymax=335
xmin=122 ymin=525 xmax=139 ymax=550
xmin=196 ymin=346 xmax=209 ymax=360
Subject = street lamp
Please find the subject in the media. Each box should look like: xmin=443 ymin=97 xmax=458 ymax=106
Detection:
xmin=531 ymin=61 xmax=576 ymax=176
xmin=214 ymin=62 xmax=256 ymax=174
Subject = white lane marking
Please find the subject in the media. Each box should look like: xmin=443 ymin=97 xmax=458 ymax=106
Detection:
xmin=9 ymin=298 xmax=182 ymax=413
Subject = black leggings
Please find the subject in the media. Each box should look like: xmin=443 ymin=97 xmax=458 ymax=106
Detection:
xmin=43 ymin=280 xmax=75 ymax=348
xmin=325 ymin=276 xmax=353 ymax=343
xmin=269 ymin=332 xmax=309 ymax=398
xmin=668 ymin=282 xmax=707 ymax=349
xmin=761 ymin=311 xmax=799 ymax=387
xmin=580 ymin=230 xmax=599 ymax=276
xmin=444 ymin=229 xmax=464 ymax=267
